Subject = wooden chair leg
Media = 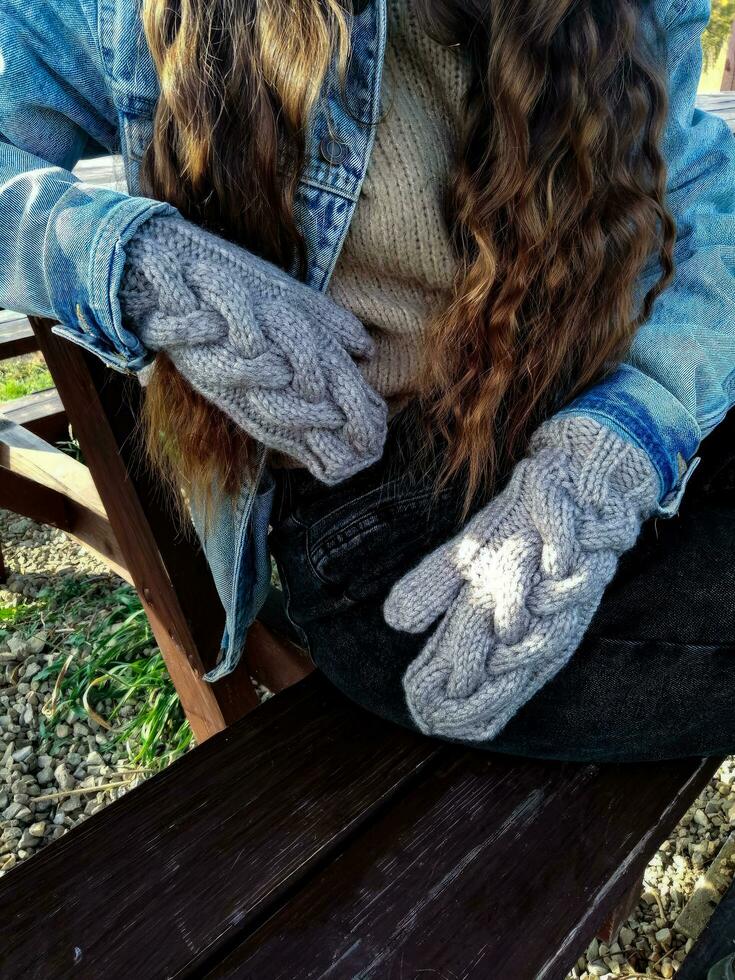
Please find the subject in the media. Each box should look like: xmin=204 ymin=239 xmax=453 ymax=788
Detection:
xmin=30 ymin=318 xmax=259 ymax=741
xmin=245 ymin=621 xmax=314 ymax=694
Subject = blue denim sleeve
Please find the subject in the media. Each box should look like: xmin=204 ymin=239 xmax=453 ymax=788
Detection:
xmin=0 ymin=0 xmax=175 ymax=372
xmin=560 ymin=0 xmax=735 ymax=514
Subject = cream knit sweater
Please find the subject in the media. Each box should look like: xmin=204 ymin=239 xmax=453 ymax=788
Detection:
xmin=327 ymin=0 xmax=471 ymax=403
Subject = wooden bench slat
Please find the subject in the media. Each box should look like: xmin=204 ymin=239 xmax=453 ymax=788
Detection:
xmin=0 ymin=418 xmax=130 ymax=581
xmin=0 ymin=387 xmax=67 ymax=443
xmin=0 ymin=315 xmax=38 ymax=359
xmin=0 ymin=466 xmax=130 ymax=582
xmin=212 ymin=753 xmax=718 ymax=980
xmin=0 ymin=674 xmax=439 ymax=980
xmin=697 ymin=93 xmax=735 ymax=133
xmin=0 ymin=416 xmax=105 ymax=518
xmin=0 ymin=308 xmax=29 ymax=325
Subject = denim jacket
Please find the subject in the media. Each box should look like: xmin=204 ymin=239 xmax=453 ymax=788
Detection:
xmin=1 ymin=0 xmax=733 ymax=680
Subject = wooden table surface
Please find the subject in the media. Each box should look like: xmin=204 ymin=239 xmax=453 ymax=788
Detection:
xmin=0 ymin=674 xmax=717 ymax=980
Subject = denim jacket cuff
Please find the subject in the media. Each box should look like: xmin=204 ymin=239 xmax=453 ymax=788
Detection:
xmin=556 ymin=364 xmax=702 ymax=517
xmin=44 ymin=183 xmax=177 ymax=373
xmin=655 ymin=455 xmax=702 ymax=517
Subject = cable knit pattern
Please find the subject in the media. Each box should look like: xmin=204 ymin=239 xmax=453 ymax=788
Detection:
xmin=384 ymin=417 xmax=660 ymax=741
xmin=120 ymin=215 xmax=388 ymax=484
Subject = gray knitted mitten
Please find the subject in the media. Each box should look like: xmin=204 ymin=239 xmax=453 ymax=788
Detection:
xmin=384 ymin=417 xmax=660 ymax=741
xmin=120 ymin=215 xmax=387 ymax=484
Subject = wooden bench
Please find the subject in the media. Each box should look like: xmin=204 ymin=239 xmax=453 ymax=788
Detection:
xmin=0 ymin=672 xmax=719 ymax=978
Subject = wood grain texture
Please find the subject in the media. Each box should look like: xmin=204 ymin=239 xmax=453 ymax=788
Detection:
xmin=211 ymin=753 xmax=718 ymax=980
xmin=0 ymin=308 xmax=23 ymax=324
xmin=67 ymin=324 xmax=262 ymax=724
xmin=0 ymin=675 xmax=438 ymax=980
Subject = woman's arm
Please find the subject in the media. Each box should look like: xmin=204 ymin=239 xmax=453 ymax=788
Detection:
xmin=385 ymin=416 xmax=659 ymax=741
xmin=559 ymin=0 xmax=735 ymax=515
xmin=0 ymin=0 xmax=175 ymax=372
xmin=120 ymin=215 xmax=387 ymax=483
xmin=384 ymin=0 xmax=735 ymax=741
xmin=0 ymin=1 xmax=388 ymax=481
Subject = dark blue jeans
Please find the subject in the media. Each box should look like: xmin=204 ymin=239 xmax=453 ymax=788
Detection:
xmin=268 ymin=409 xmax=735 ymax=762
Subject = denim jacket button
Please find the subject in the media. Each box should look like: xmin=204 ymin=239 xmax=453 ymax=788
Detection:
xmin=319 ymin=137 xmax=347 ymax=166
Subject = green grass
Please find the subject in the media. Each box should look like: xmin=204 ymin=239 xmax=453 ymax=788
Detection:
xmin=0 ymin=343 xmax=186 ymax=768
xmin=0 ymin=352 xmax=53 ymax=402
xmin=2 ymin=578 xmax=192 ymax=769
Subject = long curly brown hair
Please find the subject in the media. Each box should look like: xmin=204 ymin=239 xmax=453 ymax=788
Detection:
xmin=140 ymin=0 xmax=675 ymax=507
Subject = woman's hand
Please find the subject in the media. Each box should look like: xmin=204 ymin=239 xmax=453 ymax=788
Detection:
xmin=120 ymin=216 xmax=387 ymax=485
xmin=384 ymin=417 xmax=659 ymax=741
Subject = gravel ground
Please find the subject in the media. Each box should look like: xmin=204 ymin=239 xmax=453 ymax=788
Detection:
xmin=1 ymin=510 xmax=733 ymax=978
xmin=569 ymin=759 xmax=735 ymax=978
xmin=0 ymin=509 xmax=153 ymax=878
